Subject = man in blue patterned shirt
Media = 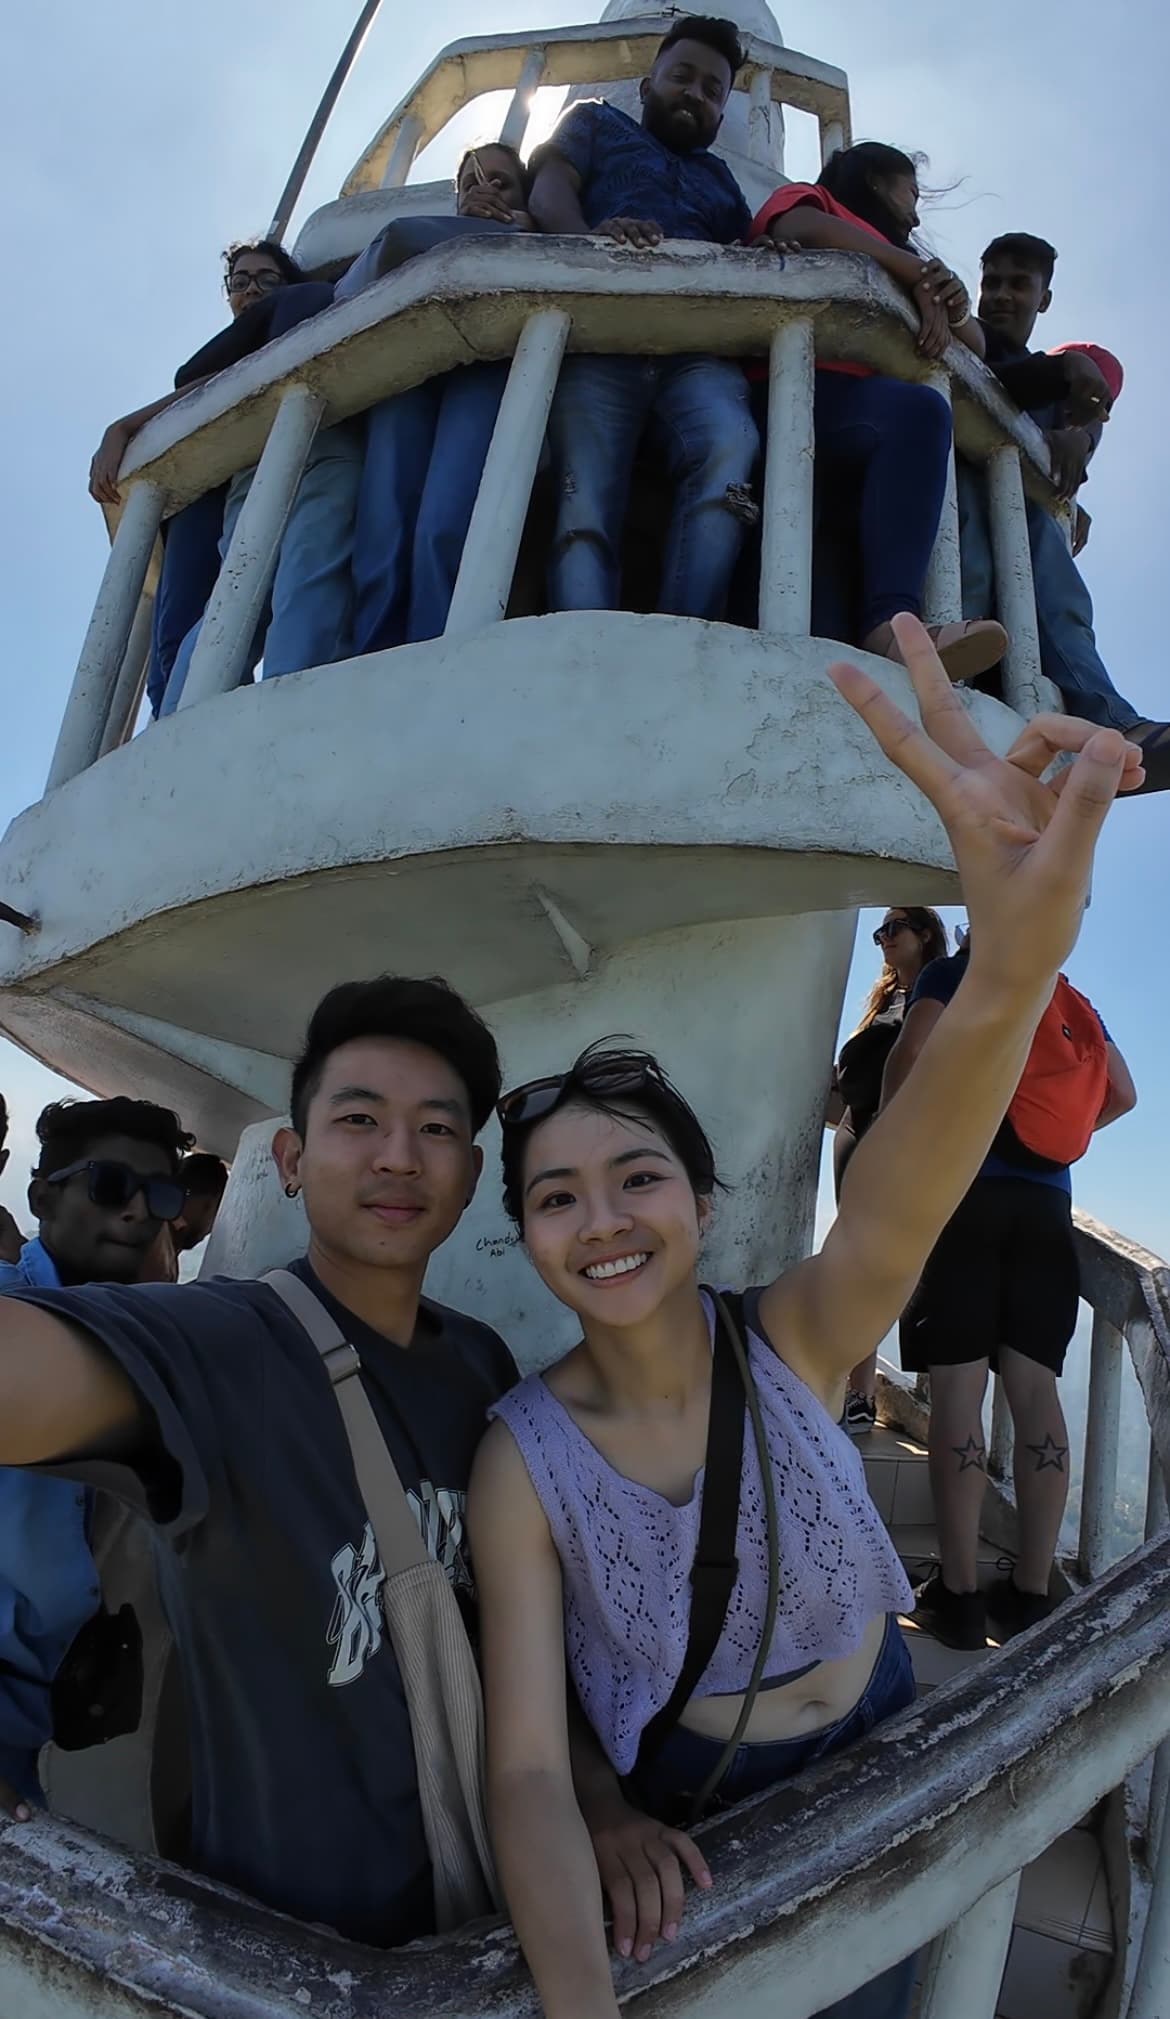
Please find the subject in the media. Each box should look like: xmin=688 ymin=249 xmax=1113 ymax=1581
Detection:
xmin=529 ymin=16 xmax=758 ymax=618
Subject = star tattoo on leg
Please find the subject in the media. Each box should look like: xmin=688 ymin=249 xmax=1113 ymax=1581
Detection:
xmin=1027 ymin=1434 xmax=1068 ymax=1473
xmin=953 ymin=1435 xmax=987 ymax=1472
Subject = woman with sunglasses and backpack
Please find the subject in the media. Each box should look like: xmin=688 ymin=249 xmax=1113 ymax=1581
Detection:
xmin=830 ymin=907 xmax=948 ymax=1434
xmin=467 ymin=617 xmax=1144 ymax=2019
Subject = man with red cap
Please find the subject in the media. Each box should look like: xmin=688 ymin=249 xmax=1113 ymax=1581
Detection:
xmin=957 ymin=232 xmax=1167 ymax=791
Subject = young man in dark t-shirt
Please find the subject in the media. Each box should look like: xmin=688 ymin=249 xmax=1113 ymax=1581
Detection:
xmin=957 ymin=232 xmax=1168 ymax=791
xmin=0 ymin=976 xmax=699 ymax=1955
xmin=882 ymin=945 xmax=1136 ymax=1651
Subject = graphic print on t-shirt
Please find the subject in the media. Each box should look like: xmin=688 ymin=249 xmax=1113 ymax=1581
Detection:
xmin=327 ymin=1521 xmax=386 ymax=1686
xmin=407 ymin=1480 xmax=473 ymax=1593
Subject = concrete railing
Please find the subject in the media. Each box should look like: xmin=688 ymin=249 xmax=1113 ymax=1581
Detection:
xmin=337 ymin=16 xmax=851 ymax=196
xmin=47 ymin=237 xmax=1067 ymax=793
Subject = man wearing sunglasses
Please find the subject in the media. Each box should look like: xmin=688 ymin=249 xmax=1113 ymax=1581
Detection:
xmin=0 ymin=1095 xmax=193 ymax=1824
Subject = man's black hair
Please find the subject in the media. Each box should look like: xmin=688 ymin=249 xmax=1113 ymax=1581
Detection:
xmin=180 ymin=1151 xmax=230 ymax=1200
xmin=0 ymin=1090 xmax=8 ymax=1153
xmin=456 ymin=141 xmax=531 ymax=199
xmin=654 ymin=15 xmax=745 ymax=79
xmin=35 ymin=1098 xmax=194 ymax=1178
xmin=289 ymin=977 xmax=502 ymax=1139
xmin=818 ymin=141 xmax=921 ymax=246
xmin=500 ymin=1040 xmax=723 ymax=1226
xmin=981 ymin=232 xmax=1058 ymax=287
xmin=223 ymin=237 xmax=305 ymax=289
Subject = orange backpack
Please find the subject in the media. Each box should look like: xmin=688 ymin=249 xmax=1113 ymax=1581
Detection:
xmin=994 ymin=975 xmax=1109 ymax=1171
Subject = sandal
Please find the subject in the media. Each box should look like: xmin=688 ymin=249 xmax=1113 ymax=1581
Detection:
xmin=875 ymin=618 xmax=1008 ymax=685
xmin=1126 ymin=720 xmax=1170 ymax=798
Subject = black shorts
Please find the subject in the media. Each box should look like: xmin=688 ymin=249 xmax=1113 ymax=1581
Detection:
xmin=899 ymin=1176 xmax=1079 ymax=1375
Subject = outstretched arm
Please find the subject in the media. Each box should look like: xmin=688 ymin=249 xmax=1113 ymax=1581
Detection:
xmin=469 ymin=1421 xmax=620 ymax=2019
xmin=757 ymin=616 xmax=1141 ymax=1407
xmin=0 ymin=1303 xmax=141 ymax=1463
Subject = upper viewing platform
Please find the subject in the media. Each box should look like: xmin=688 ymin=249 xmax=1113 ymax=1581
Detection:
xmin=0 ymin=1 xmax=1090 ymax=1161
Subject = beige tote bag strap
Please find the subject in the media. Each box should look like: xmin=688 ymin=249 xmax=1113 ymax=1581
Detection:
xmin=264 ymin=1269 xmax=428 ymax=1577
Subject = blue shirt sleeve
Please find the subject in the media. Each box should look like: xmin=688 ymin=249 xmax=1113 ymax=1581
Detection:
xmin=536 ymin=99 xmax=601 ymax=186
xmin=908 ymin=953 xmax=965 ymax=1010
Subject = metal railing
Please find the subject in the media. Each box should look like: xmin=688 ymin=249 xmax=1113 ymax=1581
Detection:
xmin=336 ymin=16 xmax=851 ymax=197
xmin=46 ymin=238 xmax=1067 ymax=796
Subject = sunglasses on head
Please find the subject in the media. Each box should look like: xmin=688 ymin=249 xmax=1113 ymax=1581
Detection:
xmin=873 ymin=917 xmax=913 ymax=945
xmin=497 ymin=1054 xmax=667 ymax=1128
xmin=45 ymin=1158 xmax=185 ymax=1223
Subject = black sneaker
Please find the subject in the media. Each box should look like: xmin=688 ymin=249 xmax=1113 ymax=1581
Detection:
xmin=910 ymin=1566 xmax=987 ymax=1650
xmin=844 ymin=1391 xmax=878 ymax=1436
xmin=985 ymin=1573 xmax=1055 ymax=1640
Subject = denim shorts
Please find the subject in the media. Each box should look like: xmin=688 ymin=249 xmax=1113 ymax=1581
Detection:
xmin=632 ymin=1616 xmax=918 ymax=2019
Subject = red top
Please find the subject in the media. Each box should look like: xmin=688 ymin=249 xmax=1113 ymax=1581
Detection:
xmin=749 ymin=182 xmax=889 ymax=377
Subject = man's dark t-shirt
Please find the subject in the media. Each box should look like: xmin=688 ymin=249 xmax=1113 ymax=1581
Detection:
xmin=5 ymin=1259 xmax=517 ymax=1945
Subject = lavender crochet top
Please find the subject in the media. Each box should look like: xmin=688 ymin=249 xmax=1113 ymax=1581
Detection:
xmin=488 ymin=1288 xmax=912 ymax=1775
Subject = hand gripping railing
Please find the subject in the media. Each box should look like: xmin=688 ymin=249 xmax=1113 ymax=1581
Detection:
xmin=45 ymin=239 xmax=1066 ymax=793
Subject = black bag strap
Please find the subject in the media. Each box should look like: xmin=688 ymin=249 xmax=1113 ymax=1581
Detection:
xmin=636 ymin=1290 xmax=747 ymax=1774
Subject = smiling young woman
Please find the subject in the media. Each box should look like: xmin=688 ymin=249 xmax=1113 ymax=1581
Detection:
xmin=465 ymin=615 xmax=1142 ymax=2019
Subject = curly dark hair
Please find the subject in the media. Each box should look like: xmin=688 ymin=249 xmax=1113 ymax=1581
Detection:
xmin=222 ymin=237 xmax=304 ymax=292
xmin=35 ymin=1098 xmax=194 ymax=1177
xmin=654 ymin=15 xmax=745 ymax=79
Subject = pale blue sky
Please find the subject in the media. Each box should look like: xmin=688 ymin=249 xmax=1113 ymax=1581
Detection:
xmin=0 ymin=0 xmax=1165 ymax=1256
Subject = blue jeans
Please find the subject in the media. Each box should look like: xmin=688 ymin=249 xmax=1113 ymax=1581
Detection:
xmin=634 ymin=1615 xmax=918 ymax=2019
xmin=160 ymin=421 xmax=363 ymax=715
xmin=352 ymin=362 xmax=509 ymax=653
xmin=146 ymin=487 xmax=226 ymax=715
xmin=956 ymin=460 xmax=1137 ymax=730
xmin=809 ymin=373 xmax=951 ymax=639
xmin=546 ymin=354 xmax=758 ymax=618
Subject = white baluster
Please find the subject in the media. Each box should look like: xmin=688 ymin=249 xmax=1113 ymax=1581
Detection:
xmin=918 ymin=1873 xmax=1020 ymax=2019
xmin=748 ymin=67 xmax=773 ymax=164
xmin=444 ymin=309 xmax=570 ymax=639
xmin=1129 ymin=1803 xmax=1170 ymax=2019
xmin=821 ymin=118 xmax=845 ymax=164
xmin=98 ymin=590 xmax=155 ymax=756
xmin=989 ymin=1375 xmax=1013 ymax=1483
xmin=759 ymin=318 xmax=814 ymax=636
xmin=922 ymin=367 xmax=961 ymax=626
xmin=179 ymin=386 xmax=324 ymax=711
xmin=1078 ymin=1311 xmax=1123 ymax=1580
xmin=499 ymin=48 xmax=545 ymax=151
xmin=1146 ymin=1434 xmax=1168 ymax=1541
xmin=986 ymin=444 xmax=1045 ymax=717
xmin=381 ymin=114 xmax=422 ymax=189
xmin=47 ymin=479 xmax=164 ymax=792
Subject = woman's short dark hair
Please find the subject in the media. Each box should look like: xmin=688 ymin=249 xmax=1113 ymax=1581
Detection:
xmin=500 ymin=1041 xmax=721 ymax=1226
xmin=456 ymin=141 xmax=530 ymax=199
xmin=818 ymin=141 xmax=922 ymax=246
xmin=655 ymin=15 xmax=745 ymax=80
xmin=35 ymin=1098 xmax=194 ymax=1177
xmin=222 ymin=237 xmax=305 ymax=290
xmin=289 ymin=977 xmax=501 ymax=1139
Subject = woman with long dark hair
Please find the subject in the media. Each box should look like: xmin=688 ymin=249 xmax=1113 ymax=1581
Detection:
xmin=752 ymin=142 xmax=1005 ymax=684
xmin=467 ymin=619 xmax=1141 ymax=2019
xmin=830 ymin=906 xmax=949 ymax=1432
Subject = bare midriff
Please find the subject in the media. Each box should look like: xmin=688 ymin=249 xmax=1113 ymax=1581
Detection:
xmin=677 ymin=1609 xmax=888 ymax=1744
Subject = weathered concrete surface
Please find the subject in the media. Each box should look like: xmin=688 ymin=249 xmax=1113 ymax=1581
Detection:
xmin=0 ymin=617 xmax=1012 ymax=1140
xmin=4 ymin=1541 xmax=1170 ymax=2019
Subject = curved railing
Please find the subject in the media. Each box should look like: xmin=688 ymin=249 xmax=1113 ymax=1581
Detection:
xmin=49 ymin=236 xmax=1067 ymax=796
xmin=3 ymin=1210 xmax=1167 ymax=2019
xmin=337 ymin=16 xmax=850 ymax=198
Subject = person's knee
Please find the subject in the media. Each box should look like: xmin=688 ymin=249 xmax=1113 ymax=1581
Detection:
xmin=999 ymin=1351 xmax=1061 ymax=1425
xmin=900 ymin=381 xmax=952 ymax=452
